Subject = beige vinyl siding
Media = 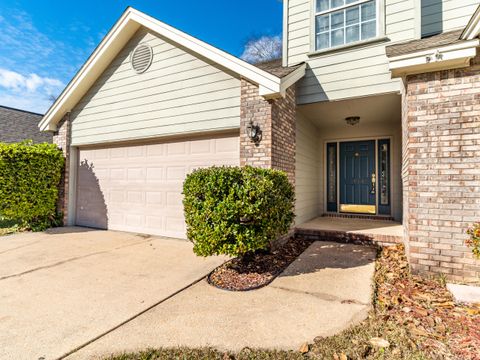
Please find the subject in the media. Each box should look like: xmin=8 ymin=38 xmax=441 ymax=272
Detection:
xmin=421 ymin=0 xmax=480 ymax=37
xmin=295 ymin=113 xmax=321 ymax=225
xmin=287 ymin=0 xmax=417 ymax=104
xmin=71 ymin=27 xmax=241 ymax=146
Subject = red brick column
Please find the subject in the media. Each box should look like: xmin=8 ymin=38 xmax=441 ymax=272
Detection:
xmin=52 ymin=113 xmax=72 ymax=225
xmin=240 ymin=79 xmax=296 ymax=185
xmin=403 ymin=52 xmax=480 ymax=283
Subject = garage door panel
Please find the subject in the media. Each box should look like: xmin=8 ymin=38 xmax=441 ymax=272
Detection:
xmin=76 ymin=134 xmax=239 ymax=239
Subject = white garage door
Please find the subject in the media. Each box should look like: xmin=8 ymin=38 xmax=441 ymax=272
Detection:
xmin=75 ymin=133 xmax=239 ymax=239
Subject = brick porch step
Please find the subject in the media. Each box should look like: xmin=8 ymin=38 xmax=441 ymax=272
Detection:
xmin=295 ymin=217 xmax=404 ymax=246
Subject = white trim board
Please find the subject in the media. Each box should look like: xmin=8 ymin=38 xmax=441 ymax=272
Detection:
xmin=40 ymin=7 xmax=306 ymax=132
xmin=462 ymin=5 xmax=480 ymax=40
xmin=388 ymin=39 xmax=480 ymax=78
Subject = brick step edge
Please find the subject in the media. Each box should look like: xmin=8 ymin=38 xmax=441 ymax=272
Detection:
xmin=295 ymin=228 xmax=403 ymax=247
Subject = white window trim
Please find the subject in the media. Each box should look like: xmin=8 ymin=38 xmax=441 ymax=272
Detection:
xmin=310 ymin=0 xmax=385 ymax=53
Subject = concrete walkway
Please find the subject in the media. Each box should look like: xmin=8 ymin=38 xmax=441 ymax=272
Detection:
xmin=69 ymin=242 xmax=376 ymax=359
xmin=0 ymin=228 xmax=225 ymax=360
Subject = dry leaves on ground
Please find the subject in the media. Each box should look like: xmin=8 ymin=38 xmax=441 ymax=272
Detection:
xmin=375 ymin=245 xmax=480 ymax=360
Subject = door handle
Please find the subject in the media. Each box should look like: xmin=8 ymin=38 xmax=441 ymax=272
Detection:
xmin=371 ymin=173 xmax=376 ymax=194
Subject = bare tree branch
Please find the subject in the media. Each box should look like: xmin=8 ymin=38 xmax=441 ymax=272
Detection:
xmin=241 ymin=35 xmax=282 ymax=64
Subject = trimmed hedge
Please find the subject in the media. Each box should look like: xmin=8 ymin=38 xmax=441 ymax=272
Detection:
xmin=0 ymin=141 xmax=64 ymax=230
xmin=183 ymin=166 xmax=295 ymax=257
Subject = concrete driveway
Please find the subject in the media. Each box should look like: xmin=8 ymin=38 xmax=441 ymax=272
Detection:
xmin=0 ymin=227 xmax=225 ymax=360
xmin=69 ymin=242 xmax=376 ymax=359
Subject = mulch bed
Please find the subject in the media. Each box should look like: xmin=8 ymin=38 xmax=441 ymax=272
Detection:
xmin=375 ymin=245 xmax=480 ymax=360
xmin=208 ymin=237 xmax=314 ymax=291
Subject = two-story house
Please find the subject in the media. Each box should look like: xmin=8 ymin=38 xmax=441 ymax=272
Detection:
xmin=40 ymin=2 xmax=480 ymax=282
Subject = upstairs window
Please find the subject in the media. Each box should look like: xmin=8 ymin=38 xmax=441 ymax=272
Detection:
xmin=315 ymin=0 xmax=377 ymax=51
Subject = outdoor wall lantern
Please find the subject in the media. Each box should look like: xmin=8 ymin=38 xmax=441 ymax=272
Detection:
xmin=345 ymin=116 xmax=361 ymax=126
xmin=246 ymin=120 xmax=262 ymax=144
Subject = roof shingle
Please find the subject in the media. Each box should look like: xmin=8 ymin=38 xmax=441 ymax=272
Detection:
xmin=254 ymin=59 xmax=303 ymax=78
xmin=386 ymin=30 xmax=464 ymax=58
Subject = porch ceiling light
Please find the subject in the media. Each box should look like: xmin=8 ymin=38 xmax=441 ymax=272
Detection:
xmin=345 ymin=116 xmax=360 ymax=126
xmin=245 ymin=120 xmax=262 ymax=144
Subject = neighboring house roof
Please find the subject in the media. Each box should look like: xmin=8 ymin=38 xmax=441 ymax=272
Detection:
xmin=39 ymin=7 xmax=306 ymax=132
xmin=0 ymin=105 xmax=52 ymax=144
xmin=386 ymin=30 xmax=464 ymax=58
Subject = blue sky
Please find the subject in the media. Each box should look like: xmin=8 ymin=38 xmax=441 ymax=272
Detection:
xmin=0 ymin=0 xmax=283 ymax=114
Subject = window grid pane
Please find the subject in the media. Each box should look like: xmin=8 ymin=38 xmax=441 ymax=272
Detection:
xmin=315 ymin=0 xmax=376 ymax=51
xmin=316 ymin=0 xmax=368 ymax=13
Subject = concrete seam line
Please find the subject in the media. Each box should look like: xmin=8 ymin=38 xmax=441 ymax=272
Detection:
xmin=56 ymin=274 xmax=208 ymax=360
xmin=0 ymin=239 xmax=153 ymax=281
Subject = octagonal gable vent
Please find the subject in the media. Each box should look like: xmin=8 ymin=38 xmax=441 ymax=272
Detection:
xmin=131 ymin=44 xmax=153 ymax=74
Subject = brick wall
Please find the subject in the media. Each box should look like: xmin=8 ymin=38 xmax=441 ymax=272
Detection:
xmin=240 ymin=79 xmax=296 ymax=184
xmin=53 ymin=113 xmax=72 ymax=225
xmin=271 ymin=86 xmax=296 ymax=184
xmin=403 ymin=52 xmax=480 ymax=283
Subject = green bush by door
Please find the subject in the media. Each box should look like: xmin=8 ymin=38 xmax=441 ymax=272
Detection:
xmin=183 ymin=166 xmax=295 ymax=258
xmin=0 ymin=141 xmax=64 ymax=231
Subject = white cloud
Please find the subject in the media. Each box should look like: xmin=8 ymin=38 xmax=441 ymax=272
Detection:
xmin=0 ymin=68 xmax=64 ymax=113
xmin=0 ymin=68 xmax=63 ymax=93
xmin=0 ymin=8 xmax=94 ymax=113
xmin=241 ymin=35 xmax=282 ymax=64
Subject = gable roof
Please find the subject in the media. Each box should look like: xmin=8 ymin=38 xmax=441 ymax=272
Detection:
xmin=39 ymin=7 xmax=305 ymax=132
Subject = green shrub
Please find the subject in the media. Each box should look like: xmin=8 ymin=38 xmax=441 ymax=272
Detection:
xmin=0 ymin=141 xmax=64 ymax=230
xmin=183 ymin=166 xmax=295 ymax=257
xmin=466 ymin=223 xmax=480 ymax=259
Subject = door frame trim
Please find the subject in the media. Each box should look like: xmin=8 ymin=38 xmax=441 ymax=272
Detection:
xmin=323 ymin=135 xmax=394 ymax=217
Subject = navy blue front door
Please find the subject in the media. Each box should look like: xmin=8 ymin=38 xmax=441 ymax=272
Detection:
xmin=340 ymin=141 xmax=376 ymax=214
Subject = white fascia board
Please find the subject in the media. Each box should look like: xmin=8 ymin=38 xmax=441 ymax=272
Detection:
xmin=39 ymin=10 xmax=139 ymax=131
xmin=389 ymin=39 xmax=480 ymax=77
xmin=461 ymin=5 xmax=480 ymax=40
xmin=280 ymin=63 xmax=306 ymax=95
xmin=40 ymin=7 xmax=285 ymax=132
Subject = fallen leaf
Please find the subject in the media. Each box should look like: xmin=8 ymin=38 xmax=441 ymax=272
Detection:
xmin=415 ymin=308 xmax=429 ymax=317
xmin=369 ymin=337 xmax=390 ymax=348
xmin=339 ymin=353 xmax=348 ymax=360
xmin=299 ymin=342 xmax=309 ymax=354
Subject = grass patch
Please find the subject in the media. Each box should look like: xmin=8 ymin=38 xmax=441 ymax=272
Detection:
xmin=104 ymin=245 xmax=478 ymax=360
xmin=0 ymin=216 xmax=21 ymax=236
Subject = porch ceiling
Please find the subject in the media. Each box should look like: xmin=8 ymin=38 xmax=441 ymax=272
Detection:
xmin=297 ymin=93 xmax=401 ymax=130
